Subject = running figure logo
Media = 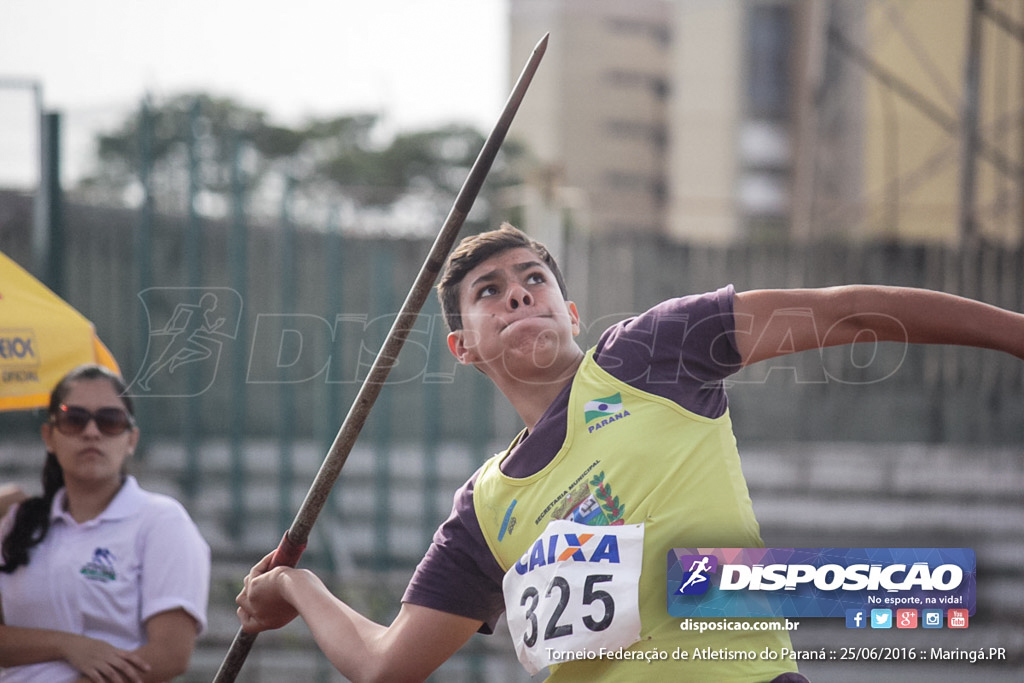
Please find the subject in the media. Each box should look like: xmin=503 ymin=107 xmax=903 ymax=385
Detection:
xmin=129 ymin=288 xmax=242 ymax=397
xmin=676 ymin=554 xmax=718 ymax=595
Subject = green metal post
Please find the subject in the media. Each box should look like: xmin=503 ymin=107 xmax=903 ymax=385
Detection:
xmin=421 ymin=296 xmax=441 ymax=547
xmin=323 ymin=207 xmax=345 ymax=538
xmin=229 ymin=133 xmax=249 ymax=538
xmin=278 ymin=176 xmax=296 ymax=535
xmin=182 ymin=98 xmax=203 ymax=499
xmin=134 ymin=99 xmax=154 ymax=432
xmin=371 ymin=242 xmax=394 ymax=571
xmin=40 ymin=111 xmax=64 ymax=297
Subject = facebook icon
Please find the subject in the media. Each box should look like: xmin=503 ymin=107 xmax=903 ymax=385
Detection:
xmin=845 ymin=609 xmax=867 ymax=629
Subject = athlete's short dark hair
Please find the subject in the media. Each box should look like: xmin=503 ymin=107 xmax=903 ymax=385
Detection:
xmin=437 ymin=222 xmax=568 ymax=332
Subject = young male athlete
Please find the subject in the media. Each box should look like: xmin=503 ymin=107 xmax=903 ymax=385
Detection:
xmin=236 ymin=223 xmax=1024 ymax=682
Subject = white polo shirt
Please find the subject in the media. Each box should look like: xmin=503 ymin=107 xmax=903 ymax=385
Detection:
xmin=0 ymin=476 xmax=210 ymax=682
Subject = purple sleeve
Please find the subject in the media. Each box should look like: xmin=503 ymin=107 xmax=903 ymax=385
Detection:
xmin=594 ymin=285 xmax=741 ymax=418
xmin=402 ymin=470 xmax=507 ymax=633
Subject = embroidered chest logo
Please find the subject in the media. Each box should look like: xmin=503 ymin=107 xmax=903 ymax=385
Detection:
xmin=551 ymin=470 xmax=626 ymax=526
xmin=80 ymin=547 xmax=117 ymax=582
xmin=583 ymin=392 xmax=630 ymax=434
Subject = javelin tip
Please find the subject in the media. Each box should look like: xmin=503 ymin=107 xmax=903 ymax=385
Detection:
xmin=529 ymin=33 xmax=549 ymax=61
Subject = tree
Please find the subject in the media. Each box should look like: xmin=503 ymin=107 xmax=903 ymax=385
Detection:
xmin=74 ymin=92 xmax=525 ymax=235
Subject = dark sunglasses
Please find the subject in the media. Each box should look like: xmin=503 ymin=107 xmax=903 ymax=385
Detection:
xmin=52 ymin=404 xmax=135 ymax=436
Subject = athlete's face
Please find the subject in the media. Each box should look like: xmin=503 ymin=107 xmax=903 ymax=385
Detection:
xmin=447 ymin=247 xmax=581 ymax=382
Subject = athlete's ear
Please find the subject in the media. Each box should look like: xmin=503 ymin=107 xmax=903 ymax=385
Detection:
xmin=567 ymin=301 xmax=581 ymax=337
xmin=447 ymin=330 xmax=476 ymax=365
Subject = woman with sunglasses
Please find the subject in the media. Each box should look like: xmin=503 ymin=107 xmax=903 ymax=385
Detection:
xmin=0 ymin=364 xmax=210 ymax=683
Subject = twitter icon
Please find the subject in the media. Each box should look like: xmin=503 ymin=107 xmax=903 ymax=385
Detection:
xmin=870 ymin=609 xmax=893 ymax=629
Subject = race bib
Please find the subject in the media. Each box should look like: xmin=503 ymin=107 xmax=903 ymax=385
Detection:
xmin=502 ymin=519 xmax=644 ymax=675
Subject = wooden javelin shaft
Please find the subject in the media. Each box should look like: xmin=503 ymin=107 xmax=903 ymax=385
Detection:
xmin=212 ymin=33 xmax=549 ymax=682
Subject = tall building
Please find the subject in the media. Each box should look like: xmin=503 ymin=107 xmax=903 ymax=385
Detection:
xmin=507 ymin=0 xmax=1024 ymax=246
xmin=508 ymin=0 xmax=671 ymax=248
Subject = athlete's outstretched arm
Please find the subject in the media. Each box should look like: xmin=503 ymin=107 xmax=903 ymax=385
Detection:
xmin=733 ymin=285 xmax=1024 ymax=366
xmin=236 ymin=552 xmax=482 ymax=683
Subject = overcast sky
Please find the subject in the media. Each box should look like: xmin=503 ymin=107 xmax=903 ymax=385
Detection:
xmin=0 ymin=0 xmax=508 ymax=187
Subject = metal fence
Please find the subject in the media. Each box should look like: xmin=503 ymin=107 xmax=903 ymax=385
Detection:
xmin=3 ymin=185 xmax=1024 ymax=477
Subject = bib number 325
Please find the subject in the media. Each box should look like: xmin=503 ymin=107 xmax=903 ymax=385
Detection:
xmin=502 ymin=520 xmax=644 ymax=674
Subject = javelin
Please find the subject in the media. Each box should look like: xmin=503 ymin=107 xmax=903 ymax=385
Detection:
xmin=212 ymin=33 xmax=549 ymax=682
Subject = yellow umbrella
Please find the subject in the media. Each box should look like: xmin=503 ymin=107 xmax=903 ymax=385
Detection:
xmin=0 ymin=250 xmax=120 ymax=411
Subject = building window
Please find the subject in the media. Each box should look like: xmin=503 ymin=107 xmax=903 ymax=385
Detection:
xmin=747 ymin=3 xmax=793 ymax=119
xmin=604 ymin=70 xmax=671 ymax=101
xmin=605 ymin=17 xmax=671 ymax=47
xmin=605 ymin=119 xmax=667 ymax=147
